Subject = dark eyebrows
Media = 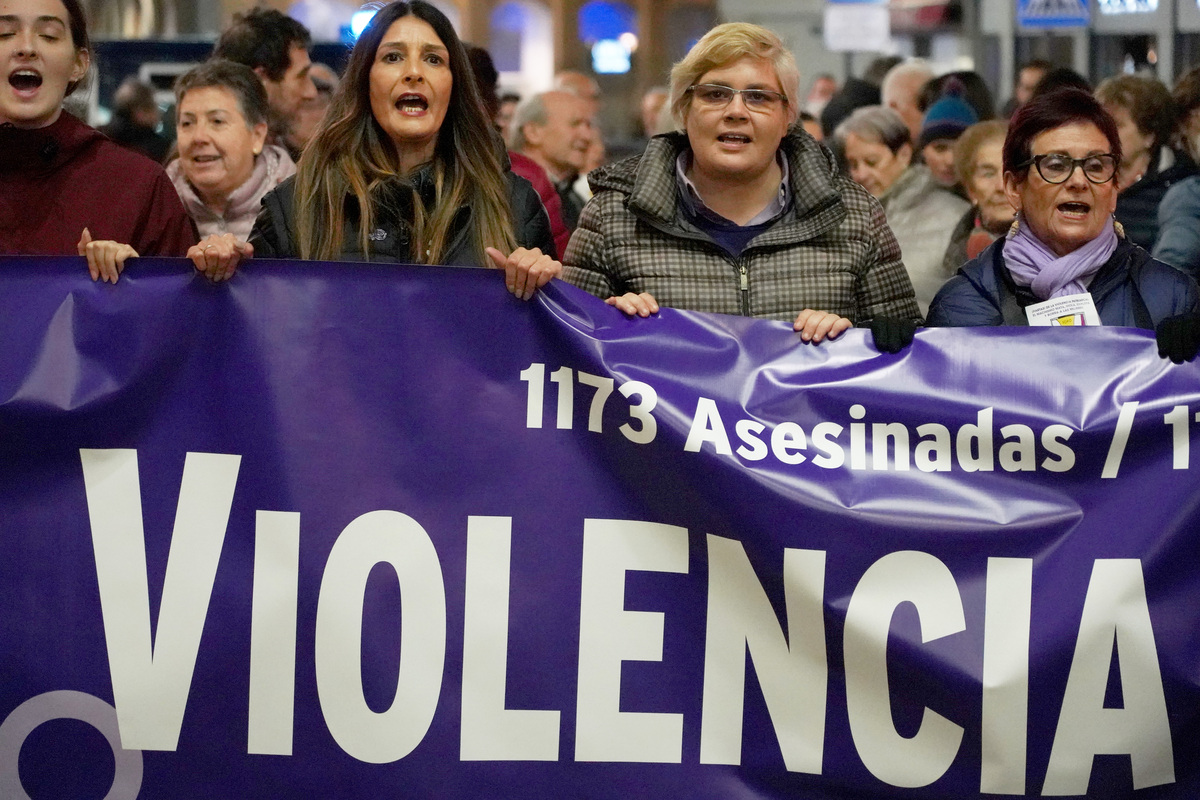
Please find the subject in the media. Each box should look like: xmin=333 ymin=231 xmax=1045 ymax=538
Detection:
xmin=0 ymin=14 xmax=68 ymax=27
xmin=377 ymin=41 xmax=449 ymax=58
xmin=1034 ymin=150 xmax=1111 ymax=158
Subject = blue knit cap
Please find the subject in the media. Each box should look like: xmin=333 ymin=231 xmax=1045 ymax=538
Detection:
xmin=920 ymin=78 xmax=978 ymax=148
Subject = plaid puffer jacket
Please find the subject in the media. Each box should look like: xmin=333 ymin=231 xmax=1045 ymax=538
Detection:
xmin=562 ymin=131 xmax=922 ymax=325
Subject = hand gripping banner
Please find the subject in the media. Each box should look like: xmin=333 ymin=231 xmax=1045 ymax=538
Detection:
xmin=0 ymin=257 xmax=1198 ymax=799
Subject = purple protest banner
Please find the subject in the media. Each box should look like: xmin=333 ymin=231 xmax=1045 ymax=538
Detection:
xmin=0 ymin=256 xmax=1197 ymax=799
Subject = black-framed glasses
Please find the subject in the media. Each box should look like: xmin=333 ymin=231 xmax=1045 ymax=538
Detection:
xmin=686 ymin=84 xmax=788 ymax=111
xmin=1019 ymin=153 xmax=1118 ymax=184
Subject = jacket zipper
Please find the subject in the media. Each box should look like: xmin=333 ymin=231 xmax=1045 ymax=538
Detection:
xmin=638 ymin=215 xmax=757 ymax=315
xmin=736 ymin=261 xmax=750 ymax=316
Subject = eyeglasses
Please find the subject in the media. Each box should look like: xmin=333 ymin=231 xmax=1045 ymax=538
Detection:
xmin=1019 ymin=153 xmax=1118 ymax=184
xmin=686 ymin=84 xmax=788 ymax=112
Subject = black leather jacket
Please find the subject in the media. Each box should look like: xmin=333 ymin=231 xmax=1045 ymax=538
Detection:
xmin=249 ymin=167 xmax=555 ymax=264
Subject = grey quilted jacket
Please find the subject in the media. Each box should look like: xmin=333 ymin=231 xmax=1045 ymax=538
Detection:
xmin=562 ymin=131 xmax=922 ymax=325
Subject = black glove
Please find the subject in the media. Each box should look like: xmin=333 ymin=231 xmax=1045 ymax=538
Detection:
xmin=1155 ymin=313 xmax=1200 ymax=364
xmin=869 ymin=317 xmax=917 ymax=354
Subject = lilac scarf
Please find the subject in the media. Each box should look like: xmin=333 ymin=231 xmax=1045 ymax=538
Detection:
xmin=1003 ymin=214 xmax=1118 ymax=300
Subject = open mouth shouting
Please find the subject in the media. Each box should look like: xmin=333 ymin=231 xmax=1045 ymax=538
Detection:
xmin=395 ymin=92 xmax=429 ymax=116
xmin=8 ymin=69 xmax=44 ymax=96
xmin=1056 ymin=200 xmax=1092 ymax=220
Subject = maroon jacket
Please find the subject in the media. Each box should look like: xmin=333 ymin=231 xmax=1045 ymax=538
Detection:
xmin=0 ymin=112 xmax=196 ymax=256
xmin=508 ymin=151 xmax=569 ymax=259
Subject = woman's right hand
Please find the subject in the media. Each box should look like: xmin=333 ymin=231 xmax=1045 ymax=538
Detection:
xmin=485 ymin=246 xmax=561 ymax=300
xmin=77 ymin=228 xmax=137 ymax=283
xmin=605 ymin=292 xmax=659 ymax=318
xmin=188 ymin=233 xmax=253 ymax=282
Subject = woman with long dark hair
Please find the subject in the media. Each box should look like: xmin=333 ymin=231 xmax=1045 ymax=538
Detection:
xmin=199 ymin=1 xmax=557 ymax=299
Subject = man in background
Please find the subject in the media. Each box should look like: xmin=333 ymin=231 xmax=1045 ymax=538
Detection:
xmin=285 ymin=63 xmax=337 ymax=158
xmin=882 ymin=59 xmax=935 ymax=147
xmin=554 ymin=70 xmax=601 ymax=119
xmin=640 ymin=86 xmax=669 ymax=138
xmin=213 ymin=8 xmax=317 ymax=161
xmin=100 ymin=77 xmax=170 ymax=163
xmin=496 ymin=92 xmax=520 ymax=141
xmin=509 ymin=90 xmax=594 ymax=231
xmin=555 ymin=69 xmax=608 ymax=158
xmin=1003 ymin=58 xmax=1053 ymax=116
xmin=804 ymin=73 xmax=838 ymax=117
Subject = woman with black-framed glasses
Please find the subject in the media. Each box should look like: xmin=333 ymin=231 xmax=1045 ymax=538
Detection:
xmin=927 ymin=89 xmax=1200 ymax=362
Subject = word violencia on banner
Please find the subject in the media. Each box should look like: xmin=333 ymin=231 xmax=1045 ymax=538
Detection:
xmin=0 ymin=258 xmax=1197 ymax=799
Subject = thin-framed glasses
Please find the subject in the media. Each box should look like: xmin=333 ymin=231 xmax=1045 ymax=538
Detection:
xmin=686 ymin=84 xmax=788 ymax=112
xmin=1019 ymin=153 xmax=1118 ymax=184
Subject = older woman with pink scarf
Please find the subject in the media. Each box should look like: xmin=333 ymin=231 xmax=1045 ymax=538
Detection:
xmin=167 ymin=60 xmax=296 ymax=277
xmin=926 ymin=89 xmax=1200 ymax=362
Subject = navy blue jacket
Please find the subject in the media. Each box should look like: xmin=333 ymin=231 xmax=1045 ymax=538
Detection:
xmin=1114 ymin=148 xmax=1196 ymax=250
xmin=926 ymin=235 xmax=1199 ymax=329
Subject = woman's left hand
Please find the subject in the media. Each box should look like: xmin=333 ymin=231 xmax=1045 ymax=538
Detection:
xmin=188 ymin=233 xmax=253 ymax=282
xmin=486 ymin=247 xmax=562 ymax=301
xmin=77 ymin=228 xmax=138 ymax=283
xmin=1156 ymin=312 xmax=1200 ymax=363
xmin=793 ymin=308 xmax=853 ymax=343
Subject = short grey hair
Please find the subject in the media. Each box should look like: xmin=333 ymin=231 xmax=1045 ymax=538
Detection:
xmin=881 ymin=59 xmax=934 ymax=106
xmin=174 ymin=59 xmax=270 ymax=128
xmin=507 ymin=92 xmax=550 ymax=150
xmin=834 ymin=105 xmax=912 ymax=154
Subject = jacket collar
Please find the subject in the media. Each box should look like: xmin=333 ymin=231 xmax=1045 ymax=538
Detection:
xmin=0 ymin=111 xmax=105 ymax=175
xmin=592 ymin=129 xmax=846 ymax=243
xmin=674 ymin=148 xmax=790 ymax=226
xmin=977 ymin=233 xmax=1135 ymax=319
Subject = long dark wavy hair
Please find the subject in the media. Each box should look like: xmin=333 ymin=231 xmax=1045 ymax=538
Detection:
xmin=293 ymin=1 xmax=515 ymax=262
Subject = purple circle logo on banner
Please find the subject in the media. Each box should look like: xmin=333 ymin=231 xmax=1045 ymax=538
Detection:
xmin=0 ymin=691 xmax=143 ymax=800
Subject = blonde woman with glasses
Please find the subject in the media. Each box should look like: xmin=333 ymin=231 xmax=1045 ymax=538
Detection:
xmin=561 ymin=22 xmax=922 ymax=352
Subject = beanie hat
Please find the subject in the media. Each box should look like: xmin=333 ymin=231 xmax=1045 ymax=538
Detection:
xmin=920 ymin=79 xmax=978 ymax=149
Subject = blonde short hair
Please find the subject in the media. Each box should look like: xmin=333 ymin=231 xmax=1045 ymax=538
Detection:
xmin=668 ymin=23 xmax=800 ymax=128
xmin=953 ymin=119 xmax=1008 ymax=186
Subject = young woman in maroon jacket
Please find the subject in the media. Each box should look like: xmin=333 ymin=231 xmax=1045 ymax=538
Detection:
xmin=0 ymin=0 xmax=197 ymax=281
